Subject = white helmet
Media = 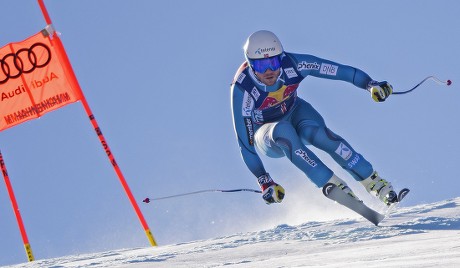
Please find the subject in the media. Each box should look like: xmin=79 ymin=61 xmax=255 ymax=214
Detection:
xmin=244 ymin=30 xmax=283 ymax=61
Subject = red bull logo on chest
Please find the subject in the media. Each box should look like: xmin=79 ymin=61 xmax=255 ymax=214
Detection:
xmin=259 ymin=84 xmax=299 ymax=109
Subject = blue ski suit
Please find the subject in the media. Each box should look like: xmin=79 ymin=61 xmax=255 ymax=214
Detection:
xmin=231 ymin=52 xmax=375 ymax=188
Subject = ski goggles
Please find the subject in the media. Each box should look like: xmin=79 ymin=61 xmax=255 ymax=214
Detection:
xmin=248 ymin=55 xmax=281 ymax=73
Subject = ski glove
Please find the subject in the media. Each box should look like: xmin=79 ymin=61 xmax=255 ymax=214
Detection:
xmin=258 ymin=173 xmax=285 ymax=204
xmin=368 ymin=80 xmax=393 ymax=102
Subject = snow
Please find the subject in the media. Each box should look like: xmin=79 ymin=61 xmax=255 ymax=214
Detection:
xmin=4 ymin=198 xmax=460 ymax=268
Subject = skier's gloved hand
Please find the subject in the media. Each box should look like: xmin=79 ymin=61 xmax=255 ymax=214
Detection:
xmin=367 ymin=80 xmax=393 ymax=102
xmin=258 ymin=173 xmax=285 ymax=204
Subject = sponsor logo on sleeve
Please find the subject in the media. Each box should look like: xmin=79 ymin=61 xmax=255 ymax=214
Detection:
xmin=244 ymin=118 xmax=255 ymax=145
xmin=242 ymin=91 xmax=254 ymax=117
xmin=320 ymin=63 xmax=338 ymax=76
xmin=297 ymin=61 xmax=320 ymax=71
xmin=284 ymin=67 xmax=298 ymax=79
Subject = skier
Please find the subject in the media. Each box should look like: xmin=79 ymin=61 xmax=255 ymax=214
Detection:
xmin=230 ymin=30 xmax=399 ymax=208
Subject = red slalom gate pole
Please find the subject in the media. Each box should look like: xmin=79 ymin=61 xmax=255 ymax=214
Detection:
xmin=37 ymin=0 xmax=157 ymax=246
xmin=0 ymin=151 xmax=35 ymax=262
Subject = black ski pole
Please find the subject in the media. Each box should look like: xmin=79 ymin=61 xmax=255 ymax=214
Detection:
xmin=143 ymin=188 xmax=262 ymax=203
xmin=393 ymin=76 xmax=451 ymax=95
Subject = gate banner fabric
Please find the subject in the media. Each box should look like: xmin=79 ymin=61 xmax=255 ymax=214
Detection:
xmin=0 ymin=30 xmax=82 ymax=131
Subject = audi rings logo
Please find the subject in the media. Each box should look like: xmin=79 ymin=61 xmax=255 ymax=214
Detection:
xmin=0 ymin=42 xmax=52 ymax=85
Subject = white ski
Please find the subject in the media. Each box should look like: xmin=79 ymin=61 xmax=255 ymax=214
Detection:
xmin=323 ymin=183 xmax=385 ymax=226
xmin=383 ymin=188 xmax=411 ymax=218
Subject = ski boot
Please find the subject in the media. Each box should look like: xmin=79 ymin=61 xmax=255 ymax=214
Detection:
xmin=360 ymin=171 xmax=398 ymax=206
xmin=327 ymin=174 xmax=360 ymax=201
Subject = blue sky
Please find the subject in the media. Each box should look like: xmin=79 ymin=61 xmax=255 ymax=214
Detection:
xmin=1 ymin=0 xmax=459 ymax=266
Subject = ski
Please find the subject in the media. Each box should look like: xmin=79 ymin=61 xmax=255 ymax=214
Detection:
xmin=398 ymin=188 xmax=410 ymax=202
xmin=322 ymin=183 xmax=385 ymax=226
xmin=384 ymin=188 xmax=410 ymax=217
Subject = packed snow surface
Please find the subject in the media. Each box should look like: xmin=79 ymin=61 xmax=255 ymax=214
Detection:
xmin=5 ymin=198 xmax=460 ymax=268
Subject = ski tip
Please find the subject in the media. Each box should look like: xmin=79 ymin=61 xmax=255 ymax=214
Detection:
xmin=322 ymin=183 xmax=335 ymax=197
xmin=398 ymin=188 xmax=410 ymax=202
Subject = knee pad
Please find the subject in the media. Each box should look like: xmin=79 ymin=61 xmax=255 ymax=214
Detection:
xmin=272 ymin=121 xmax=301 ymax=155
xmin=254 ymin=121 xmax=300 ymax=158
xmin=254 ymin=123 xmax=284 ymax=158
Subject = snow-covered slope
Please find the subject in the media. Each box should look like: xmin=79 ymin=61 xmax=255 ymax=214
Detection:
xmin=5 ymin=198 xmax=460 ymax=268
